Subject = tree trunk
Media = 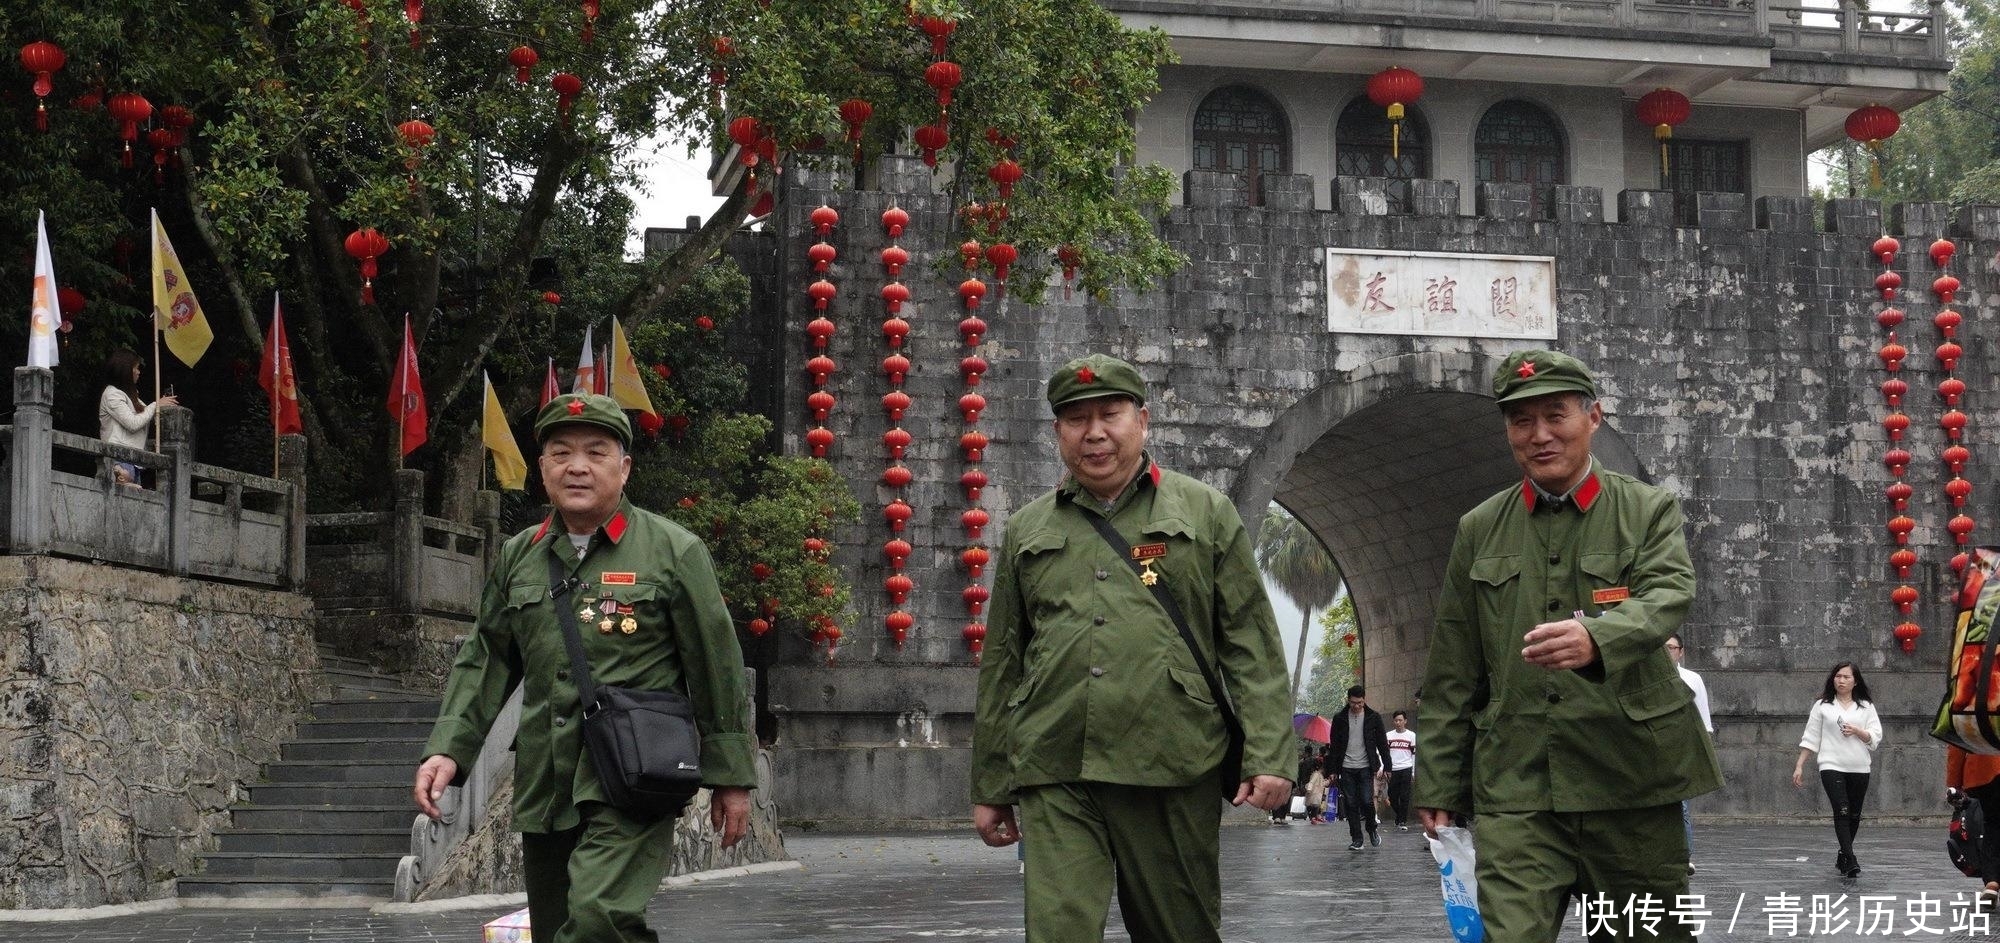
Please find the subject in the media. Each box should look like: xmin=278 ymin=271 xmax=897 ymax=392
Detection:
xmin=1290 ymin=608 xmax=1312 ymax=708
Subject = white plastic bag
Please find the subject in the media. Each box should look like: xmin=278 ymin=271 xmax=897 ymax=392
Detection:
xmin=1427 ymin=825 xmax=1485 ymax=943
xmin=1289 ymin=796 xmax=1307 ymax=816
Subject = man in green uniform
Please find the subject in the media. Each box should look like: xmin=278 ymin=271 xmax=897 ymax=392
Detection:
xmin=970 ymin=354 xmax=1294 ymax=943
xmin=1414 ymin=350 xmax=1721 ymax=943
xmin=413 ymin=392 xmax=756 ymax=943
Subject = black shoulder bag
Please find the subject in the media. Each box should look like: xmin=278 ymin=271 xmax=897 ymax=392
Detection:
xmin=547 ymin=551 xmax=704 ymax=820
xmin=1067 ymin=497 xmax=1247 ymax=798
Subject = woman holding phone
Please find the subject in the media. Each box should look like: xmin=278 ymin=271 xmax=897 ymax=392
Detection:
xmin=1793 ymin=661 xmax=1882 ymax=878
xmin=97 ymin=349 xmax=176 ymax=486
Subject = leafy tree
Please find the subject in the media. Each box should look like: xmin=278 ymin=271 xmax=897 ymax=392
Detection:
xmin=1254 ymin=504 xmax=1342 ymax=704
xmin=1296 ymin=595 xmax=1359 ymax=719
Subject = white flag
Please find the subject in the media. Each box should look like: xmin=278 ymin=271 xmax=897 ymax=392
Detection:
xmin=572 ymin=324 xmax=596 ymax=394
xmin=27 ymin=211 xmax=58 ymax=368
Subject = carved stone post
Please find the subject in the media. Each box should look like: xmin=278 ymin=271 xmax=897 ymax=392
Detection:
xmin=8 ymin=367 xmax=53 ymax=554
xmin=159 ymin=404 xmax=194 ymax=577
xmin=393 ymin=468 xmax=425 ymax=613
xmin=475 ymin=490 xmax=501 ymax=576
xmin=278 ymin=433 xmax=308 ymax=590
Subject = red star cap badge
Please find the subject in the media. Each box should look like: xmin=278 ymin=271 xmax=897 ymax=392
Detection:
xmin=567 ymin=399 xmax=586 ymax=415
xmin=1516 ymin=360 xmax=1537 ymax=379
xmin=1077 ymin=367 xmax=1096 ymax=384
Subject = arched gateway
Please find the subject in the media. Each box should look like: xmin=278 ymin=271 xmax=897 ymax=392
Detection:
xmin=696 ymin=157 xmax=2000 ymax=828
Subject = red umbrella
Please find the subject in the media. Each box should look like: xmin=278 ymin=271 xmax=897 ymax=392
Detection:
xmin=1293 ymin=713 xmax=1332 ymax=745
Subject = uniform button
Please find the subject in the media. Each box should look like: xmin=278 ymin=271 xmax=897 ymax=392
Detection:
xmin=1093 ymin=616 xmax=1107 ymax=626
xmin=557 ymin=670 xmax=570 ymax=680
xmin=1545 ymin=691 xmax=1561 ymax=704
xmin=1095 ymin=569 xmax=1109 ymax=581
xmin=554 ymin=717 xmax=568 ymax=727
xmin=1548 ymin=554 xmax=1560 ymax=565
xmin=1090 ymin=667 xmax=1105 ymax=677
xmin=1547 ymin=600 xmax=1561 ymax=612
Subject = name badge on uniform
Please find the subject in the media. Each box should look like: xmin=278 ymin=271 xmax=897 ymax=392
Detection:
xmin=1131 ymin=543 xmax=1168 ymax=586
xmin=1593 ymin=586 xmax=1631 ymax=605
xmin=600 ymin=572 xmax=637 ymax=585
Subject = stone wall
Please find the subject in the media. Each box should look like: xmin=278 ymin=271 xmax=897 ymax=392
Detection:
xmin=760 ymin=154 xmax=2000 ymax=824
xmin=315 ymin=610 xmax=470 ymax=694
xmin=0 ymin=557 xmax=319 ymax=908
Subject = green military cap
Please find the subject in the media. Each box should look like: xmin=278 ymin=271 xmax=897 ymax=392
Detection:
xmin=534 ymin=392 xmax=632 ymax=446
xmin=1047 ymin=354 xmax=1147 ymax=412
xmin=1492 ymin=349 xmax=1597 ymax=406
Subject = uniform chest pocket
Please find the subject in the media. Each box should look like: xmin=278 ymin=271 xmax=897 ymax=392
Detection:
xmin=507 ymin=584 xmax=550 ymax=611
xmin=1580 ymin=551 xmax=1634 ymax=584
xmin=1469 ymin=556 xmax=1522 ymax=587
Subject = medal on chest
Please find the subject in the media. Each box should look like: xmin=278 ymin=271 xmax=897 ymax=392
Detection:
xmin=1131 ymin=543 xmax=1168 ymax=586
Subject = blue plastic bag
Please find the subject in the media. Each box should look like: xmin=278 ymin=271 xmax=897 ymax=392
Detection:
xmin=1427 ymin=826 xmax=1485 ymax=943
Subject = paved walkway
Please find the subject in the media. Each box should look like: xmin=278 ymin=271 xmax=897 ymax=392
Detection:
xmin=7 ymin=821 xmax=1999 ymax=941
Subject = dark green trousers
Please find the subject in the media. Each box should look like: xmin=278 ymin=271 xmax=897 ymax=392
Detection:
xmin=521 ymin=802 xmax=676 ymax=943
xmin=1476 ymin=803 xmax=1694 ymax=943
xmin=1017 ymin=780 xmax=1222 ymax=943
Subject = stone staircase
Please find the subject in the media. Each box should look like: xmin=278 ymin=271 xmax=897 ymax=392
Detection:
xmin=177 ymin=649 xmax=440 ymax=901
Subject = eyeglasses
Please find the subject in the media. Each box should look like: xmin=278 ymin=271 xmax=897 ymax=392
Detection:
xmin=1664 ymin=644 xmax=1682 ymax=651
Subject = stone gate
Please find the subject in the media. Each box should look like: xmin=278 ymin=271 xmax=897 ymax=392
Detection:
xmin=736 ymin=155 xmax=2000 ymax=825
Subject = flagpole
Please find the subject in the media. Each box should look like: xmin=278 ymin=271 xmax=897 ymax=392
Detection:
xmin=152 ymin=302 xmax=162 ymax=455
xmin=271 ymin=293 xmax=281 ymax=480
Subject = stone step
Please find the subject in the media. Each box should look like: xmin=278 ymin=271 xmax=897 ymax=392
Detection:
xmin=308 ymin=697 xmax=440 ymax=722
xmin=316 ymin=651 xmax=374 ymax=673
xmin=176 ymin=874 xmax=394 ymax=900
xmin=324 ymin=666 xmax=416 ymax=695
xmin=262 ymin=760 xmax=412 ymax=784
xmin=294 ymin=718 xmax=436 ymax=741
xmin=196 ymin=851 xmax=406 ymax=880
xmin=247 ymin=782 xmax=411 ymax=807
xmin=228 ymin=804 xmax=413 ymax=831
xmin=215 ymin=828 xmax=410 ymax=855
xmin=283 ymin=737 xmax=426 ymax=762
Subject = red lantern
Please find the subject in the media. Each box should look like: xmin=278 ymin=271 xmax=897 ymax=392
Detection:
xmin=881 ymin=246 xmax=909 ymax=278
xmin=1876 ymin=309 xmax=1903 ymax=331
xmin=1875 ymin=270 xmax=1901 ymax=301
xmin=1932 ymin=238 xmax=1957 ymax=268
xmin=1934 ymin=275 xmax=1961 ymax=304
xmin=963 ymin=546 xmax=990 ymax=577
xmin=807 ymin=390 xmax=835 ymax=422
xmin=728 ymin=116 xmax=763 ymax=184
xmin=881 ymin=282 xmax=910 ymax=314
xmin=108 ymin=92 xmax=152 ymax=168
xmin=748 ymin=617 xmax=771 ymax=637
xmin=695 ymin=315 xmax=715 ymax=332
xmin=1942 ymin=409 xmax=1969 ymax=441
xmin=805 ymin=427 xmax=834 ymax=457
xmin=1956 ymin=553 xmax=1973 ymax=573
xmin=668 ymin=414 xmax=690 ymax=439
xmin=1872 ymin=236 xmax=1901 ymax=265
xmin=1895 ymin=622 xmax=1921 ymax=654
xmin=147 ymin=127 xmax=176 ymax=183
xmin=1058 ymin=243 xmax=1083 ymax=297
xmin=709 ymin=36 xmax=734 ymax=92
xmin=1890 ymin=547 xmax=1918 ymax=578
xmin=804 ymin=536 xmax=827 ymax=558
xmin=809 ymin=242 xmax=837 ymax=274
xmin=960 ymin=316 xmax=988 ymax=346
xmin=1881 ymin=377 xmax=1907 ymax=406
xmin=1845 ymin=104 xmax=1901 ymax=187
xmin=961 ymin=430 xmax=989 ymax=462
xmin=1888 ymin=514 xmax=1916 ymax=544
xmin=1951 ymin=514 xmax=1978 ymax=545
xmin=343 ymin=227 xmax=391 ymax=304
xmin=959 ymin=240 xmax=982 ymax=270
xmin=19 ymin=41 xmax=65 ymax=132
xmin=508 ymin=45 xmax=539 ymax=84
xmin=56 ymin=286 xmax=84 ymax=322
xmin=1885 ymin=448 xmax=1913 ymax=477
xmin=1887 ymin=481 xmax=1914 ymax=510
xmin=884 ymin=539 xmax=912 ymax=569
xmin=960 ymin=392 xmax=987 ymax=423
xmin=920 ymin=16 xmax=957 ymax=57
xmin=883 ymin=207 xmax=909 ymax=238
xmin=882 ymin=390 xmax=912 ymax=420
xmin=960 ymin=469 xmax=988 ymax=502
xmin=925 ymin=61 xmax=962 ymax=111
xmin=960 ymin=278 xmax=987 ymax=310
xmin=963 ymin=621 xmax=986 ymax=659
xmin=1939 ymin=343 xmax=1964 ymax=372
xmin=962 ymin=508 xmax=990 ymax=540
xmin=883 ymin=465 xmax=913 ymax=489
xmin=1936 ymin=310 xmax=1962 ymax=339
xmin=1941 ymin=377 xmax=1966 ymax=406
xmin=1892 ymin=584 xmax=1919 ymax=614
xmin=961 ymin=355 xmax=989 ymax=385
xmin=914 ymin=122 xmax=949 ymax=167
xmin=886 ymin=611 xmax=914 ymax=646
xmin=989 ymin=158 xmax=1023 ymax=200
xmin=811 ymin=205 xmax=840 ymax=237
xmin=885 ymin=574 xmax=914 ymax=604
xmin=883 ymin=354 xmax=911 ymax=386
xmin=809 ymin=280 xmax=837 ymax=311
xmin=806 ymin=355 xmax=836 ymax=385
xmin=1634 ymin=88 xmax=1691 ymax=182
xmin=884 ymin=500 xmax=913 ymax=533
xmin=552 ymin=72 xmax=584 ymax=124
xmin=1879 ymin=341 xmax=1906 ymax=372
xmin=986 ymin=243 xmax=1018 ymax=282
xmin=750 ymin=562 xmax=772 ymax=582
xmin=406 ymin=0 xmax=423 ymax=46
xmin=580 ymin=0 xmax=600 ymax=42
xmin=1946 ymin=444 xmax=1972 ymax=474
xmin=631 ymin=412 xmax=661 ymax=439
xmin=398 ymin=118 xmax=435 ymax=188
xmin=1883 ymin=413 xmax=1909 ymax=441
xmin=1365 ymin=67 xmax=1424 ymax=159
xmin=882 ymin=317 xmax=910 ymax=349
xmin=1948 ymin=477 xmax=1973 ymax=508
xmin=839 ymin=99 xmax=873 ymax=161
xmin=963 ymin=583 xmax=990 ymax=616
xmin=883 ymin=427 xmax=912 ymax=459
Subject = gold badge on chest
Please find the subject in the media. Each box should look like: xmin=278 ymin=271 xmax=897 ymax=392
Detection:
xmin=1131 ymin=543 xmax=1168 ymax=586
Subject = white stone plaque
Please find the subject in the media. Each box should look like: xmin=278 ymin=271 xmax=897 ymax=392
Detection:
xmin=1324 ymin=248 xmax=1556 ymax=340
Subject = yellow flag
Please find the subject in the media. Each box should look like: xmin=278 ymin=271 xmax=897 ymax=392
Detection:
xmin=608 ymin=318 xmax=656 ymax=415
xmin=151 ymin=208 xmax=213 ymax=367
xmin=482 ymin=372 xmax=528 ymax=491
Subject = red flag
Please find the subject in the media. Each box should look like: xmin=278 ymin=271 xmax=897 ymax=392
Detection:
xmin=386 ymin=313 xmax=428 ymax=455
xmin=258 ymin=293 xmax=304 ymax=435
xmin=541 ymin=357 xmax=561 ymax=408
xmin=594 ymin=345 xmax=609 ymax=395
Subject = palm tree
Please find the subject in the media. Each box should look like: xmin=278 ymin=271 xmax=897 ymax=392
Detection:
xmin=1254 ymin=504 xmax=1344 ymax=706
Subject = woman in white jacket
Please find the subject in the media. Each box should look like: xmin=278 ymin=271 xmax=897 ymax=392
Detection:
xmin=1792 ymin=661 xmax=1882 ymax=878
xmin=98 ymin=349 xmax=176 ymax=486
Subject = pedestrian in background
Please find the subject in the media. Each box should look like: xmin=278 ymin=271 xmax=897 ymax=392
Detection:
xmin=969 ymin=354 xmax=1294 ymax=943
xmin=1324 ymin=685 xmax=1391 ymax=850
xmin=98 ymin=348 xmax=176 ymax=486
xmin=1385 ymin=709 xmax=1416 ymax=831
xmin=1793 ymin=661 xmax=1881 ymax=878
xmin=1946 ymin=745 xmax=2000 ymax=903
xmin=1667 ymin=633 xmax=1712 ymax=872
xmin=1305 ymin=765 xmax=1331 ymax=825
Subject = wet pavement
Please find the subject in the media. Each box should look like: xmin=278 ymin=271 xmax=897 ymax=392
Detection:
xmin=5 ymin=820 xmax=1997 ymax=941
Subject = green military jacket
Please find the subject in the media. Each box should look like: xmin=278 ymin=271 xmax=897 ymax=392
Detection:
xmin=423 ymin=497 xmax=757 ymax=833
xmin=969 ymin=460 xmax=1293 ymax=805
xmin=1414 ymin=461 xmax=1722 ymax=815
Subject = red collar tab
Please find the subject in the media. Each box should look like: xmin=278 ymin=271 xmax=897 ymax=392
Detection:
xmin=1148 ymin=462 xmax=1162 ymax=487
xmin=603 ymin=511 xmax=629 ymax=544
xmin=1520 ymin=472 xmax=1601 ymax=512
xmin=532 ymin=515 xmax=554 ymax=543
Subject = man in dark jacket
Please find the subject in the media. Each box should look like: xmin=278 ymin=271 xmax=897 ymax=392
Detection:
xmin=1324 ymin=686 xmax=1392 ymax=850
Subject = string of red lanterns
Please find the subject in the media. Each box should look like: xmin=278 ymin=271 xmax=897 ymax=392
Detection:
xmin=959 ymin=202 xmax=993 ymax=663
xmin=878 ymin=204 xmax=916 ymax=649
xmin=803 ymin=204 xmax=843 ymax=661
xmin=1873 ymin=235 xmax=1920 ymax=651
xmin=343 ymin=227 xmax=391 ymax=305
xmin=1930 ymin=235 xmax=1974 ymax=656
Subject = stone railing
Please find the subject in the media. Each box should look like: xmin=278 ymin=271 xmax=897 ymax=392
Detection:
xmin=1768 ymin=2 xmax=1944 ymax=59
xmin=395 ymin=686 xmax=522 ymax=901
xmin=2 ymin=367 xmax=304 ymax=588
xmin=305 ymin=469 xmax=498 ymax=618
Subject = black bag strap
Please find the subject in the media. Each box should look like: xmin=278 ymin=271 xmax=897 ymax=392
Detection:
xmin=547 ymin=544 xmax=603 ymax=714
xmin=1062 ymin=492 xmax=1244 ymax=745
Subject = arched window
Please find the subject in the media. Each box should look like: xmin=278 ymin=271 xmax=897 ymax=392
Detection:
xmin=1474 ymin=100 xmax=1567 ymax=217
xmin=1335 ymin=98 xmax=1431 ymax=214
xmin=1193 ymin=86 xmax=1290 ymax=206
